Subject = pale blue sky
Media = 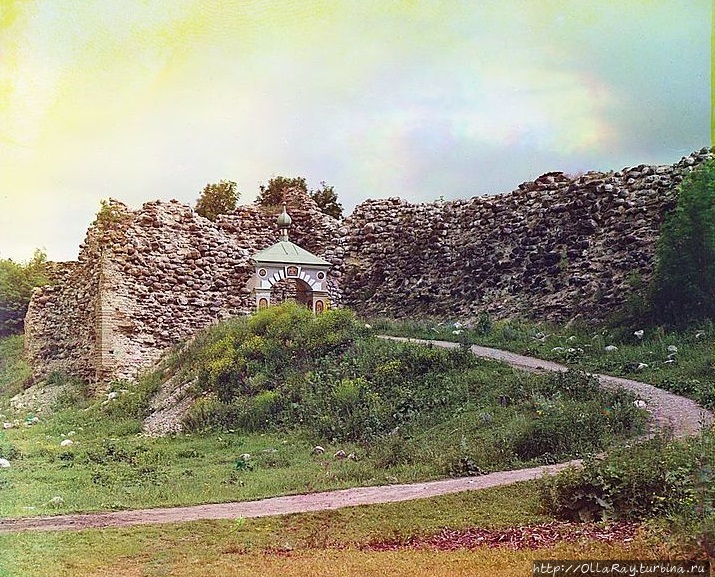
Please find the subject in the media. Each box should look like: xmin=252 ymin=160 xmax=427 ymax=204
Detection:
xmin=0 ymin=0 xmax=711 ymax=262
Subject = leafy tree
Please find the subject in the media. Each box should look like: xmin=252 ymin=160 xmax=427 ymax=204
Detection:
xmin=195 ymin=180 xmax=240 ymax=221
xmin=256 ymin=176 xmax=307 ymax=208
xmin=257 ymin=176 xmax=343 ymax=219
xmin=0 ymin=250 xmax=49 ymax=337
xmin=310 ymin=181 xmax=343 ymax=219
xmin=647 ymin=160 xmax=715 ymax=324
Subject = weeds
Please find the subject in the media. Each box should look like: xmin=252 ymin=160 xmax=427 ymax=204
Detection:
xmin=372 ymin=316 xmax=715 ymax=409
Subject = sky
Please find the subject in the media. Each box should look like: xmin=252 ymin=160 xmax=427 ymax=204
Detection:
xmin=0 ymin=0 xmax=711 ymax=262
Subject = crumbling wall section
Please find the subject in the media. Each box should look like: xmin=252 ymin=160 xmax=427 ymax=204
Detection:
xmin=341 ymin=148 xmax=713 ymax=322
xmin=25 ymin=191 xmax=346 ymax=384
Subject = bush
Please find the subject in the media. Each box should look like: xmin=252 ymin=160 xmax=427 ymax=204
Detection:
xmin=0 ymin=432 xmax=20 ymax=460
xmin=0 ymin=250 xmax=48 ymax=337
xmin=195 ymin=180 xmax=240 ymax=221
xmin=539 ymin=431 xmax=715 ymax=521
xmin=648 ymin=159 xmax=715 ymax=325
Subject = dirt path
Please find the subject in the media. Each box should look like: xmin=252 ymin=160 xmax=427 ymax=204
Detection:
xmin=382 ymin=336 xmax=712 ymax=437
xmin=1 ymin=338 xmax=710 ymax=534
xmin=0 ymin=461 xmax=580 ymax=533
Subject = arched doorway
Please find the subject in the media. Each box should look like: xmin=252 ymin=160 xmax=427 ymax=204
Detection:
xmin=269 ymin=277 xmax=313 ymax=308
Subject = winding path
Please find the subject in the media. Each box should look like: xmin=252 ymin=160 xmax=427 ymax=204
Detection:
xmin=1 ymin=338 xmax=710 ymax=533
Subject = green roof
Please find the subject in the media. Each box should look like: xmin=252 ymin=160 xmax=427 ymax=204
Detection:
xmin=251 ymin=240 xmax=330 ymax=266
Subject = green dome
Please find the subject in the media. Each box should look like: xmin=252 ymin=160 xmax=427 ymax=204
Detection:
xmin=277 ymin=203 xmax=292 ymax=228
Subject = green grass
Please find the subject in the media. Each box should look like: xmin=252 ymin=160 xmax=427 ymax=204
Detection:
xmin=0 ymin=306 xmax=647 ymax=517
xmin=0 ymin=482 xmax=585 ymax=577
xmin=0 ymin=482 xmax=689 ymax=577
xmin=369 ymin=316 xmax=715 ymax=409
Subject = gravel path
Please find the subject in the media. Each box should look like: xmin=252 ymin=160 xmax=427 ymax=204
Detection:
xmin=382 ymin=336 xmax=712 ymax=437
xmin=1 ymin=338 xmax=710 ymax=533
xmin=0 ymin=461 xmax=579 ymax=533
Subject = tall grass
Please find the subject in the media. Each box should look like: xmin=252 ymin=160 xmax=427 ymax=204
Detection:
xmin=370 ymin=316 xmax=715 ymax=408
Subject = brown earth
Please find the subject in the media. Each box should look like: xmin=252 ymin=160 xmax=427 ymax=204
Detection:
xmin=1 ymin=339 xmax=710 ymax=534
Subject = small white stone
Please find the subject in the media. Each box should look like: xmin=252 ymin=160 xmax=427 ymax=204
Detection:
xmin=334 ymin=450 xmax=347 ymax=459
xmin=634 ymin=400 xmax=647 ymax=409
xmin=107 ymin=392 xmax=119 ymax=400
xmin=3 ymin=422 xmax=14 ymax=430
xmin=312 ymin=445 xmax=325 ymax=455
xmin=667 ymin=345 xmax=678 ymax=353
xmin=60 ymin=439 xmax=73 ymax=447
xmin=0 ymin=458 xmax=10 ymax=468
xmin=633 ymin=330 xmax=644 ymax=339
xmin=364 ymin=324 xmax=372 ymax=330
xmin=636 ymin=363 xmax=648 ymax=371
xmin=605 ymin=345 xmax=618 ymax=352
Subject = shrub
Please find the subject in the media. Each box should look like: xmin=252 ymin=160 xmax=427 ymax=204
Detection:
xmin=0 ymin=250 xmax=48 ymax=337
xmin=0 ymin=432 xmax=19 ymax=460
xmin=195 ymin=180 xmax=240 ymax=221
xmin=648 ymin=159 xmax=715 ymax=325
xmin=539 ymin=432 xmax=714 ymax=521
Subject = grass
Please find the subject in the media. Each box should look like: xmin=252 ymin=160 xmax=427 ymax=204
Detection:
xmin=369 ymin=316 xmax=715 ymax=409
xmin=0 ymin=308 xmax=708 ymax=575
xmin=0 ymin=482 xmax=676 ymax=577
xmin=0 ymin=305 xmax=647 ymax=518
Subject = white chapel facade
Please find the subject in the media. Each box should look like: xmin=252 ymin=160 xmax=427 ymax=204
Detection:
xmin=247 ymin=204 xmax=331 ymax=313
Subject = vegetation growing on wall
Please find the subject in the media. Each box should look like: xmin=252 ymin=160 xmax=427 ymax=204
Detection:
xmin=195 ymin=180 xmax=240 ymax=221
xmin=256 ymin=176 xmax=343 ymax=218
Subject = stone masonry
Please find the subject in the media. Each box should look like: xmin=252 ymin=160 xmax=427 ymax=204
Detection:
xmin=25 ymin=190 xmax=346 ymax=385
xmin=24 ymin=148 xmax=713 ymax=385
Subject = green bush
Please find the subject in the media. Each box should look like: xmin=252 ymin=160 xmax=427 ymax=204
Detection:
xmin=648 ymin=159 xmax=715 ymax=325
xmin=0 ymin=432 xmax=19 ymax=460
xmin=539 ymin=431 xmax=715 ymax=522
xmin=177 ymin=304 xmax=646 ymax=473
xmin=0 ymin=250 xmax=48 ymax=337
xmin=0 ymin=334 xmax=31 ymax=398
xmin=195 ymin=180 xmax=240 ymax=221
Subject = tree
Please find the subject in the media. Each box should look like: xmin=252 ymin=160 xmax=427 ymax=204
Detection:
xmin=647 ymin=160 xmax=715 ymax=324
xmin=0 ymin=250 xmax=49 ymax=337
xmin=257 ymin=176 xmax=343 ymax=219
xmin=195 ymin=180 xmax=240 ymax=221
xmin=310 ymin=181 xmax=343 ymax=219
xmin=256 ymin=176 xmax=307 ymax=208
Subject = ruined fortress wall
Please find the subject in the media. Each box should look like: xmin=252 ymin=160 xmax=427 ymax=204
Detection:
xmin=25 ymin=191 xmax=346 ymax=384
xmin=342 ymin=149 xmax=713 ymax=321
xmin=24 ymin=148 xmax=713 ymax=385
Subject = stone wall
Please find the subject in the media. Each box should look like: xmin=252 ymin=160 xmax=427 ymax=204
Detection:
xmin=25 ymin=191 xmax=346 ymax=384
xmin=341 ymin=148 xmax=713 ymax=321
xmin=24 ymin=148 xmax=713 ymax=385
